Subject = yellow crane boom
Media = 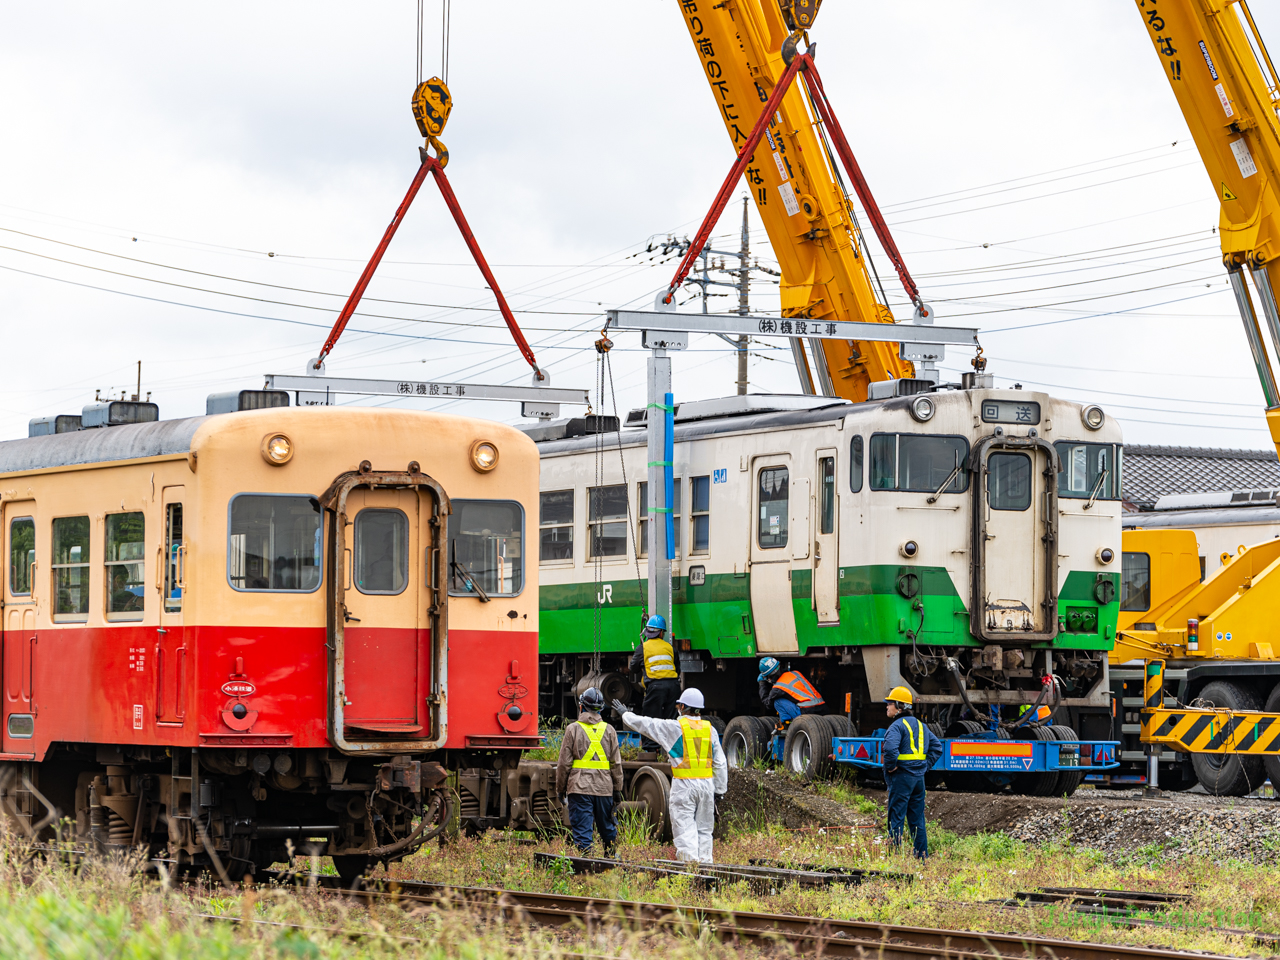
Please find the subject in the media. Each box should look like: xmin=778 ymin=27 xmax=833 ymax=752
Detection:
xmin=1137 ymin=0 xmax=1280 ymax=452
xmin=673 ymin=1 xmax=918 ymax=401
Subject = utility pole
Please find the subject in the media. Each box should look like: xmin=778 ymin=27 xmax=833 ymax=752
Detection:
xmin=735 ymin=197 xmax=750 ymax=395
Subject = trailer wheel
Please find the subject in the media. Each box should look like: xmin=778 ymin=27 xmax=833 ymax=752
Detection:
xmin=723 ymin=717 xmax=765 ymax=769
xmin=1051 ymin=725 xmax=1084 ymax=797
xmin=1263 ymin=683 xmax=1280 ymax=793
xmin=924 ymin=722 xmax=946 ymax=790
xmin=783 ymin=715 xmax=831 ymax=781
xmin=1192 ymin=681 xmax=1265 ymax=796
xmin=1012 ymin=724 xmax=1060 ymax=797
xmin=943 ymin=720 xmax=987 ymax=792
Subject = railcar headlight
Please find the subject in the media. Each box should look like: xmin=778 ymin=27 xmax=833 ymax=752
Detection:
xmin=1097 ymin=547 xmax=1115 ymax=564
xmin=261 ymin=433 xmax=293 ymax=465
xmin=469 ymin=439 xmax=499 ymax=473
xmin=909 ymin=396 xmax=935 ymax=423
xmin=1081 ymin=404 xmax=1105 ymax=431
xmin=899 ymin=540 xmax=919 ymax=559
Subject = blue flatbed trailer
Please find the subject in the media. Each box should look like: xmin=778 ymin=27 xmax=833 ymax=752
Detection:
xmin=832 ymin=733 xmax=1120 ymax=773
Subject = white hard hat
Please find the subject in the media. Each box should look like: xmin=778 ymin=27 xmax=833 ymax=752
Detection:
xmin=676 ymin=688 xmax=705 ymax=710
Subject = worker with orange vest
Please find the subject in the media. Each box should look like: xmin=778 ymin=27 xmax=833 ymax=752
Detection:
xmin=614 ymin=688 xmax=727 ymax=862
xmin=757 ymin=657 xmax=825 ymax=727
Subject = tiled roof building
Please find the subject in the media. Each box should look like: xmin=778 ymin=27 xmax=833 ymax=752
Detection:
xmin=1121 ymin=445 xmax=1280 ymax=512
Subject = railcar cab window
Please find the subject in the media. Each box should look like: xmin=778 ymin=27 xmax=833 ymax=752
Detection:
xmin=227 ymin=495 xmax=322 ymax=592
xmin=1121 ymin=552 xmax=1151 ymax=612
xmin=689 ymin=476 xmax=710 ymax=555
xmin=757 ymin=467 xmax=789 ymax=549
xmin=849 ymin=436 xmax=864 ymax=493
xmin=105 ymin=512 xmax=145 ymax=619
xmin=448 ymin=499 xmax=524 ymax=597
xmin=52 ymin=516 xmax=90 ymax=620
xmin=1055 ymin=442 xmax=1120 ymax=501
xmin=354 ymin=509 xmax=408 ymax=595
xmin=9 ymin=517 xmax=33 ymax=596
xmin=539 ymin=490 xmax=574 ymax=562
xmin=987 ymin=453 xmax=1032 ymax=511
xmin=869 ymin=434 xmax=969 ymax=493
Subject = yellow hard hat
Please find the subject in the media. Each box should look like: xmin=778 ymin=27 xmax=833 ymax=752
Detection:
xmin=885 ymin=686 xmax=914 ymax=706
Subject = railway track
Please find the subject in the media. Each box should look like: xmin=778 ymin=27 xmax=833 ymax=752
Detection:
xmin=251 ymin=871 xmax=1244 ymax=960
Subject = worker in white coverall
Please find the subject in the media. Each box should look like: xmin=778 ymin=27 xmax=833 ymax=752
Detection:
xmin=612 ymin=688 xmax=728 ymax=862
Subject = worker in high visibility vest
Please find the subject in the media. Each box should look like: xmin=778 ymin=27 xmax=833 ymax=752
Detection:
xmin=555 ymin=687 xmax=624 ymax=856
xmin=757 ymin=657 xmax=825 ymax=728
xmin=628 ymin=614 xmax=681 ymax=720
xmin=614 ymin=688 xmax=727 ymax=862
xmin=882 ymin=686 xmax=942 ymax=859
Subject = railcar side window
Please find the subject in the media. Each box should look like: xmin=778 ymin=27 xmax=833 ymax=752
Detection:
xmin=637 ymin=481 xmax=680 ymax=558
xmin=689 ymin=476 xmax=710 ymax=555
xmin=105 ymin=512 xmax=145 ymax=619
xmin=228 ymin=495 xmax=322 ymax=592
xmin=849 ymin=436 xmax=863 ymax=493
xmin=869 ymin=434 xmax=969 ymax=493
xmin=354 ymin=509 xmax=408 ymax=595
xmin=819 ymin=457 xmax=836 ymax=534
xmin=987 ymin=453 xmax=1032 ymax=511
xmin=52 ymin=516 xmax=90 ymax=620
xmin=589 ymin=484 xmax=629 ymax=559
xmin=448 ymin=499 xmax=524 ymax=597
xmin=757 ymin=467 xmax=789 ymax=549
xmin=1121 ymin=552 xmax=1151 ymax=612
xmin=1055 ymin=442 xmax=1119 ymax=500
xmin=539 ymin=490 xmax=574 ymax=562
xmin=9 ymin=517 xmax=33 ymax=596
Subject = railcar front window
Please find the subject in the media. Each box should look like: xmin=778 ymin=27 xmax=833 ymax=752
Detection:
xmin=1055 ymin=442 xmax=1118 ymax=500
xmin=52 ymin=516 xmax=90 ymax=620
xmin=757 ymin=467 xmax=789 ymax=549
xmin=869 ymin=434 xmax=969 ymax=493
xmin=1121 ymin=552 xmax=1151 ymax=612
xmin=987 ymin=453 xmax=1032 ymax=511
xmin=9 ymin=517 xmax=33 ymax=596
xmin=590 ymin=484 xmax=629 ymax=559
xmin=354 ymin=509 xmax=408 ymax=595
xmin=539 ymin=490 xmax=574 ymax=562
xmin=105 ymin=512 xmax=145 ymax=619
xmin=164 ymin=504 xmax=183 ymax=613
xmin=228 ymin=495 xmax=322 ymax=592
xmin=449 ymin=499 xmax=524 ymax=597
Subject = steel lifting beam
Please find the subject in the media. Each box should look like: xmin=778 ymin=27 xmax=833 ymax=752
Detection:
xmin=1141 ymin=659 xmax=1280 ymax=755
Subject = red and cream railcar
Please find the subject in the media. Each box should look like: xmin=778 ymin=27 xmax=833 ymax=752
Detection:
xmin=0 ymin=402 xmax=538 ymax=879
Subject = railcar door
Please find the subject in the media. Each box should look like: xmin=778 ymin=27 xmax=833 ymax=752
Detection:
xmin=749 ymin=457 xmax=800 ymax=653
xmin=156 ymin=488 xmax=186 ymax=726
xmin=2 ymin=502 xmax=37 ymax=752
xmin=813 ymin=450 xmax=840 ymax=625
xmin=973 ymin=440 xmax=1057 ymax=640
xmin=341 ymin=488 xmax=425 ymax=735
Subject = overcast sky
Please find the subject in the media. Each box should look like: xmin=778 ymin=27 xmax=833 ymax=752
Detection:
xmin=1 ymin=2 xmax=1277 ymax=449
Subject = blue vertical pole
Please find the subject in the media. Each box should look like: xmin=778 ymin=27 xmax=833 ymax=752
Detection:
xmin=664 ymin=391 xmax=675 ymax=562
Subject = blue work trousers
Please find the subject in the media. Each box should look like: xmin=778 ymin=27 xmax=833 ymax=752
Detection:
xmin=567 ymin=793 xmax=617 ymax=855
xmin=776 ymin=699 xmax=801 ymax=724
xmin=885 ymin=769 xmax=928 ymax=859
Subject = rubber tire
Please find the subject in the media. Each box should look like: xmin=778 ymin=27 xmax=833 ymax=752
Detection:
xmin=723 ymin=716 xmax=763 ymax=769
xmin=783 ymin=715 xmax=831 ymax=780
xmin=1012 ymin=725 xmax=1060 ymax=797
xmin=706 ymin=715 xmax=727 ymax=739
xmin=1191 ymin=681 xmax=1265 ymax=796
xmin=332 ymin=855 xmax=370 ymax=889
xmin=924 ymin=721 xmax=946 ymax=790
xmin=1051 ymin=725 xmax=1084 ymax=797
xmin=1263 ymin=682 xmax=1280 ymax=792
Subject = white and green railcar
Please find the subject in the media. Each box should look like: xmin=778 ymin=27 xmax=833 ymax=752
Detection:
xmin=526 ymin=389 xmax=1123 ymax=743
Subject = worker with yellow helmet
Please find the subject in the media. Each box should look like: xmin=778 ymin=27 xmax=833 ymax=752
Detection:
xmin=882 ymin=685 xmax=942 ymax=859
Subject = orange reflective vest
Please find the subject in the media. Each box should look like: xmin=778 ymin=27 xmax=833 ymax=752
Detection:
xmin=772 ymin=670 xmax=825 ymax=708
xmin=670 ymin=716 xmax=713 ymax=779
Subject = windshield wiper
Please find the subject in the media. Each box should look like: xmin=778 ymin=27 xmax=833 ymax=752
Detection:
xmin=450 ymin=559 xmax=491 ymax=602
xmin=927 ymin=463 xmax=964 ymax=504
xmin=1083 ymin=468 xmax=1109 ymax=510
